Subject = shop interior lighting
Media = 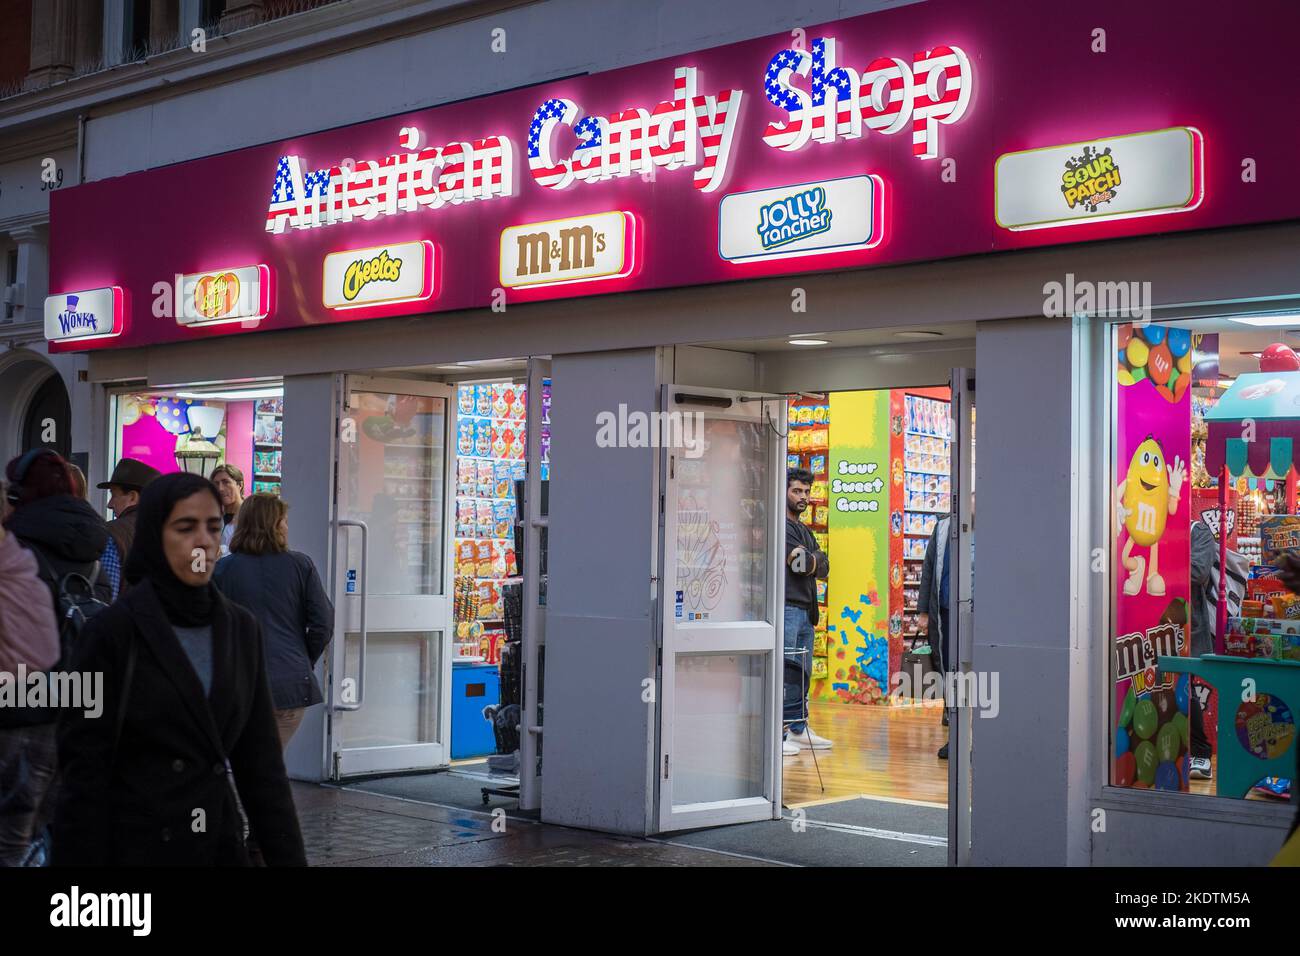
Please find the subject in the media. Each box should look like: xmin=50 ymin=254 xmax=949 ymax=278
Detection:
xmin=175 ymin=386 xmax=284 ymax=401
xmin=1227 ymin=313 xmax=1300 ymax=328
xmin=788 ymin=338 xmax=829 ymax=346
xmin=894 ymin=330 xmax=944 ymax=339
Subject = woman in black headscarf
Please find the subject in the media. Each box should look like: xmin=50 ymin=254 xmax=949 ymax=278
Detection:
xmin=52 ymin=472 xmax=306 ymax=866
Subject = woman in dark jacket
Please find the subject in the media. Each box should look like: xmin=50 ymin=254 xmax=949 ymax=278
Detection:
xmin=213 ymin=494 xmax=333 ymax=749
xmin=52 ymin=472 xmax=306 ymax=866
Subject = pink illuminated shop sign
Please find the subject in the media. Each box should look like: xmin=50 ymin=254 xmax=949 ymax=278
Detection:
xmin=48 ymin=0 xmax=1297 ymax=355
xmin=761 ymin=37 xmax=971 ymax=158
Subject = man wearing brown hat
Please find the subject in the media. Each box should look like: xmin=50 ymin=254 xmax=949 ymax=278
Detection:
xmin=97 ymin=458 xmax=161 ymax=601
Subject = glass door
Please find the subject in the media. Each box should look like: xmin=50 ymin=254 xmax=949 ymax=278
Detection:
xmin=656 ymin=385 xmax=786 ymax=831
xmin=329 ymin=375 xmax=455 ymax=777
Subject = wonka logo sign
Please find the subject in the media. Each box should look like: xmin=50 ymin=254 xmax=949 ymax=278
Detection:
xmin=761 ymin=36 xmax=972 ymax=158
xmin=44 ymin=287 xmax=123 ymax=343
xmin=527 ymin=66 xmax=742 ymax=192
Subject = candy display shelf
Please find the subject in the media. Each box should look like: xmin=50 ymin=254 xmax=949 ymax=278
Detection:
xmin=902 ymin=393 xmax=952 ymax=643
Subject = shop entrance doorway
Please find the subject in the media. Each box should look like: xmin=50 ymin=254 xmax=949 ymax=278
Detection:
xmin=653 ymin=333 xmax=976 ymax=865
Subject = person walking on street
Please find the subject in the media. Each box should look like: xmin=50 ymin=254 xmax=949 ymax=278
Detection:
xmin=0 ymin=479 xmax=62 ymax=866
xmin=918 ymin=515 xmax=951 ymax=759
xmin=213 ymin=494 xmax=334 ymax=750
xmin=211 ymin=464 xmax=245 ymax=555
xmin=52 ymin=472 xmax=306 ymax=866
xmin=784 ymin=468 xmax=832 ymax=756
xmin=97 ymin=458 xmax=161 ymax=602
xmin=1 ymin=450 xmax=110 ymax=865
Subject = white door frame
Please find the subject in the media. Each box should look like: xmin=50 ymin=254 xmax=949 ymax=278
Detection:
xmin=518 ymin=357 xmax=551 ymax=810
xmin=328 ymin=374 xmax=456 ymax=778
xmin=948 ymin=368 xmax=975 ymax=864
xmin=655 ymin=384 xmax=787 ymax=832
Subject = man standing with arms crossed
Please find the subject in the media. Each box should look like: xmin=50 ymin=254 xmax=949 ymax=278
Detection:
xmin=784 ymin=468 xmax=832 ymax=756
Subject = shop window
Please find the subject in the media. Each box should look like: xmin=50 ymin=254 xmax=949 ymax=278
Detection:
xmin=1109 ymin=320 xmax=1300 ymax=805
xmin=110 ymin=383 xmax=284 ymax=508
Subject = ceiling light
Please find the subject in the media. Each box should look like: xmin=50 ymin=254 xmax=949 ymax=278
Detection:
xmin=1227 ymin=313 xmax=1300 ymax=327
xmin=894 ymin=330 xmax=944 ymax=339
xmin=788 ymin=338 xmax=828 ymax=346
xmin=175 ymin=387 xmax=283 ymax=401
xmin=435 ymin=364 xmax=470 ymax=370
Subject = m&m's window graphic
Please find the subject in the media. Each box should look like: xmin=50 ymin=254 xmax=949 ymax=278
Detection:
xmin=1118 ymin=325 xmax=1193 ymax=403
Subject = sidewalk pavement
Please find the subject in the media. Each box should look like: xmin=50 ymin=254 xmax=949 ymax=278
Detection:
xmin=292 ymin=783 xmax=771 ymax=867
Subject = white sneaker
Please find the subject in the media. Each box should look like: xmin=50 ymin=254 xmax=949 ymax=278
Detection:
xmin=782 ymin=739 xmax=800 ymax=756
xmin=789 ymin=727 xmax=833 ymax=750
xmin=1189 ymin=756 xmax=1212 ymax=779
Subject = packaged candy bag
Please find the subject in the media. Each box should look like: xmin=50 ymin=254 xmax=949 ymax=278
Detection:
xmin=475 ymin=539 xmax=494 ymax=577
xmin=495 ymin=460 xmax=514 ymax=498
xmin=476 ymin=459 xmax=495 ymax=498
xmin=475 ymin=385 xmax=494 ymax=418
xmin=476 ymin=500 xmax=495 ymax=537
xmin=494 ymin=500 xmax=514 ymax=538
xmin=457 ymin=385 xmax=475 ymax=416
xmin=493 ymin=384 xmax=510 ymax=418
xmin=457 ymin=420 xmax=475 ymax=456
xmin=457 ymin=458 xmax=475 ymax=496
xmin=511 ymin=386 xmax=527 ymax=421
xmin=474 ymin=419 xmax=493 ymax=457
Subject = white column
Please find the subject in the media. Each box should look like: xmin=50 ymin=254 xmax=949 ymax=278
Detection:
xmin=9 ymin=225 xmax=48 ymax=328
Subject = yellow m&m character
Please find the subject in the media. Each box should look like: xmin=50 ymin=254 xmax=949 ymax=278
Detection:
xmin=1116 ymin=437 xmax=1185 ymax=597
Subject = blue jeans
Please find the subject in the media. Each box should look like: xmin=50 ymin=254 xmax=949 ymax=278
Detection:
xmin=783 ymin=605 xmax=815 ymax=734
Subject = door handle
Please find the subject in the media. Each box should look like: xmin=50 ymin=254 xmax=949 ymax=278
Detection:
xmin=336 ymin=519 xmax=369 ymax=712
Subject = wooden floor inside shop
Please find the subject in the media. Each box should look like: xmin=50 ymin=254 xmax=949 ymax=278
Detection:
xmin=782 ymin=699 xmax=950 ymax=807
xmin=780 ymin=703 xmax=1234 ymax=806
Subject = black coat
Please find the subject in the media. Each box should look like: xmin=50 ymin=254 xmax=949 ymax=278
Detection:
xmin=52 ymin=578 xmax=307 ymax=866
xmin=5 ymin=493 xmax=111 ymax=607
xmin=212 ymin=551 xmax=333 ymax=709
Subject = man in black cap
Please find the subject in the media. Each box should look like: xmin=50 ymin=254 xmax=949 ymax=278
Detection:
xmin=97 ymin=458 xmax=161 ymax=601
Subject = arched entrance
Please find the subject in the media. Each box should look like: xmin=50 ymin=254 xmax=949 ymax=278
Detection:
xmin=0 ymin=351 xmax=71 ymax=462
xmin=21 ymin=372 xmax=71 ymax=458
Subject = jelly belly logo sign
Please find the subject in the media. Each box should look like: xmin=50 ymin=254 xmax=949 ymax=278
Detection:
xmin=175 ymin=265 xmax=269 ymax=327
xmin=761 ymin=37 xmax=971 ymax=159
xmin=995 ymin=127 xmax=1203 ymax=231
xmin=323 ymin=241 xmax=434 ymax=310
xmin=527 ymin=68 xmax=741 ymax=193
xmin=500 ymin=211 xmax=634 ymax=289
xmin=44 ymin=287 xmax=123 ymax=342
xmin=719 ymin=175 xmax=882 ymax=263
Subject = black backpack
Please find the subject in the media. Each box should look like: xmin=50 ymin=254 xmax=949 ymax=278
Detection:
xmin=28 ymin=548 xmax=110 ymax=670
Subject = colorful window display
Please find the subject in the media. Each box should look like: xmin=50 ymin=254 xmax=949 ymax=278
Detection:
xmin=110 ymin=389 xmax=276 ymax=490
xmin=1111 ymin=322 xmax=1300 ymax=803
xmin=787 ymin=387 xmax=952 ymax=706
